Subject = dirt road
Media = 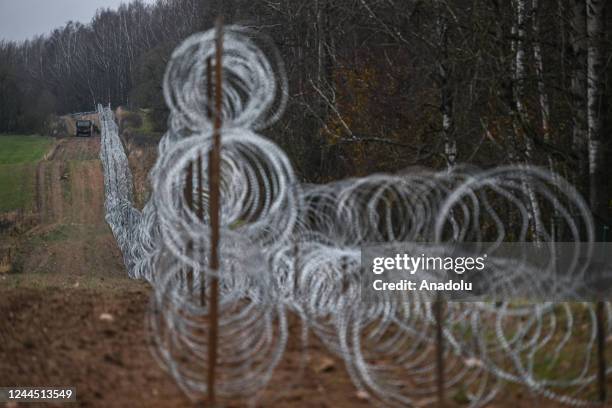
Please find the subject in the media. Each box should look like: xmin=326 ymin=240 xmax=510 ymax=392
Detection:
xmin=25 ymin=136 xmax=123 ymax=277
xmin=35 ymin=136 xmax=103 ymax=225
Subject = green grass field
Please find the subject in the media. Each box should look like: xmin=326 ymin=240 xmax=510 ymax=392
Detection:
xmin=0 ymin=135 xmax=53 ymax=165
xmin=0 ymin=135 xmax=53 ymax=212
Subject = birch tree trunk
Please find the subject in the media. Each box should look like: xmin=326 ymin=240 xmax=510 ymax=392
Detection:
xmin=514 ymin=0 xmax=544 ymax=241
xmin=316 ymin=0 xmax=324 ymax=91
xmin=314 ymin=0 xmax=335 ymax=124
xmin=571 ymin=0 xmax=589 ymax=192
xmin=514 ymin=0 xmax=528 ymax=124
xmin=437 ymin=3 xmax=456 ymax=168
xmin=532 ymin=0 xmax=560 ymax=233
xmin=531 ymin=0 xmax=550 ymax=142
xmin=586 ymin=0 xmax=606 ymax=219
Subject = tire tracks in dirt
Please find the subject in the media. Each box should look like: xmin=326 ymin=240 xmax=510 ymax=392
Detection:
xmin=24 ymin=136 xmax=123 ymax=277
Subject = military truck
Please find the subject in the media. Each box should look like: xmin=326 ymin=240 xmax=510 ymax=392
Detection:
xmin=76 ymin=120 xmax=92 ymax=137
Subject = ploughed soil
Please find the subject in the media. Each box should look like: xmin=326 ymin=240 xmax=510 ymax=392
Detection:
xmin=0 ymin=276 xmax=562 ymax=408
xmin=0 ymin=135 xmax=375 ymax=408
xmin=0 ymin=277 xmax=381 ymax=408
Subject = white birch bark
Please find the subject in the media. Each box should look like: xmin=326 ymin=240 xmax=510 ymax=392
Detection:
xmin=514 ymin=0 xmax=527 ymax=121
xmin=437 ymin=3 xmax=456 ymax=168
xmin=514 ymin=0 xmax=544 ymax=241
xmin=532 ymin=0 xmax=560 ymax=233
xmin=571 ymin=0 xmax=588 ymax=183
xmin=586 ymin=0 xmax=605 ymax=214
xmin=531 ymin=0 xmax=550 ymax=142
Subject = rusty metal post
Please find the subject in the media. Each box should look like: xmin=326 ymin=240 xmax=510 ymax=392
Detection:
xmin=200 ymin=56 xmax=213 ymax=308
xmin=197 ymin=152 xmax=204 ymax=306
xmin=206 ymin=57 xmax=213 ymax=120
xmin=596 ymin=225 xmax=608 ymax=405
xmin=293 ymin=241 xmax=300 ymax=294
xmin=184 ymin=162 xmax=194 ymax=294
xmin=207 ymin=18 xmax=223 ymax=407
xmin=434 ymin=295 xmax=445 ymax=408
xmin=596 ymin=300 xmax=606 ymax=404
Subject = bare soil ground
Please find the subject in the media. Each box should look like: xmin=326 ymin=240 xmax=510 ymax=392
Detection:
xmin=0 ymin=275 xmax=566 ymax=408
xmin=0 ymin=275 xmax=383 ymax=408
xmin=0 ymin=136 xmax=591 ymax=407
xmin=0 ymin=135 xmax=377 ymax=408
xmin=25 ymin=136 xmax=118 ymax=277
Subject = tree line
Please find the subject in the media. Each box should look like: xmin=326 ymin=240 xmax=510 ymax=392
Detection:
xmin=0 ymin=0 xmax=610 ymax=223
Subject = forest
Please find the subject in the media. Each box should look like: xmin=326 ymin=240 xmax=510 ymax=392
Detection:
xmin=0 ymin=0 xmax=610 ymax=222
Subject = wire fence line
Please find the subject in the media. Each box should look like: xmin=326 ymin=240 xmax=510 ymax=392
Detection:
xmin=96 ymin=25 xmax=611 ymax=407
xmin=97 ymin=104 xmax=159 ymax=281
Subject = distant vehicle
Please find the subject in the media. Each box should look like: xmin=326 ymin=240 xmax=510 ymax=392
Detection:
xmin=76 ymin=120 xmax=92 ymax=137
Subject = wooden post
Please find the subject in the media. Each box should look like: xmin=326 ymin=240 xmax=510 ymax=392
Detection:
xmin=596 ymin=300 xmax=606 ymax=404
xmin=293 ymin=242 xmax=300 ymax=294
xmin=206 ymin=57 xmax=213 ymax=120
xmin=184 ymin=162 xmax=194 ymax=294
xmin=197 ymin=152 xmax=204 ymax=306
xmin=207 ymin=18 xmax=223 ymax=407
xmin=596 ymin=225 xmax=608 ymax=404
xmin=434 ymin=295 xmax=445 ymax=408
xmin=200 ymin=56 xmax=213 ymax=308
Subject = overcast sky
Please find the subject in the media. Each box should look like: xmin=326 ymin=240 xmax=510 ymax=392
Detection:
xmin=0 ymin=0 xmax=155 ymax=42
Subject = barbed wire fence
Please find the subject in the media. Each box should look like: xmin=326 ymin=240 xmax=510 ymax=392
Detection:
xmin=97 ymin=24 xmax=612 ymax=408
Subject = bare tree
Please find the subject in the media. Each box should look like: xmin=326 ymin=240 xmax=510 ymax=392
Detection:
xmin=585 ymin=0 xmax=606 ymax=219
